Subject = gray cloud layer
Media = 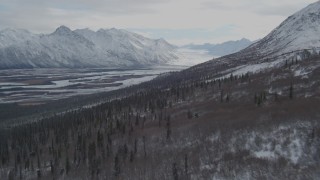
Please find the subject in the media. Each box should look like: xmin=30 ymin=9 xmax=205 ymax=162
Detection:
xmin=202 ymin=0 xmax=309 ymax=16
xmin=0 ymin=0 xmax=317 ymax=44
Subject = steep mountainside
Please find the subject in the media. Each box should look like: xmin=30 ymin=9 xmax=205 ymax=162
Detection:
xmin=249 ymin=1 xmax=320 ymax=55
xmin=75 ymin=28 xmax=177 ymax=66
xmin=183 ymin=38 xmax=252 ymax=56
xmin=0 ymin=29 xmax=36 ymax=48
xmin=190 ymin=1 xmax=320 ymax=80
xmin=0 ymin=26 xmax=179 ymax=69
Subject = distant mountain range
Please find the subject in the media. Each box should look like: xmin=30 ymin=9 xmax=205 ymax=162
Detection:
xmin=0 ymin=26 xmax=179 ymax=69
xmin=182 ymin=38 xmax=253 ymax=57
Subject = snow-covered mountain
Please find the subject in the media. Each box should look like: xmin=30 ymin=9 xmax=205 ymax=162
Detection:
xmin=191 ymin=1 xmax=320 ymax=81
xmin=0 ymin=29 xmax=36 ymax=49
xmin=182 ymin=38 xmax=253 ymax=57
xmin=244 ymin=1 xmax=320 ymax=56
xmin=0 ymin=26 xmax=179 ymax=69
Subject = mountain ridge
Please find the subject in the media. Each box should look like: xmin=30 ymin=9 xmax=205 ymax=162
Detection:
xmin=0 ymin=26 xmax=179 ymax=69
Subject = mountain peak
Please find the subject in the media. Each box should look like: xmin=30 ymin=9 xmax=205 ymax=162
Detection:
xmin=53 ymin=25 xmax=72 ymax=35
xmin=156 ymin=38 xmax=167 ymax=44
xmin=97 ymin=28 xmax=121 ymax=33
xmin=74 ymin=28 xmax=95 ymax=34
xmin=239 ymin=38 xmax=251 ymax=42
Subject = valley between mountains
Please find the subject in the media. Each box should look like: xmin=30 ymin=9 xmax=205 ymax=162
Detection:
xmin=1 ymin=1 xmax=320 ymax=180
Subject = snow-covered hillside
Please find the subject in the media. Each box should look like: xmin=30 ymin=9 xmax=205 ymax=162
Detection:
xmin=0 ymin=26 xmax=179 ymax=69
xmin=245 ymin=1 xmax=320 ymax=56
xmin=0 ymin=28 xmax=36 ymax=48
xmin=194 ymin=1 xmax=320 ymax=79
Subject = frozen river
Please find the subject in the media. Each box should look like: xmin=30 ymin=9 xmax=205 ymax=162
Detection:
xmin=0 ymin=66 xmax=186 ymax=104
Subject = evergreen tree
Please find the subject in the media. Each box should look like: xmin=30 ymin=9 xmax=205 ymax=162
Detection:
xmin=289 ymin=82 xmax=294 ymax=99
xmin=184 ymin=154 xmax=188 ymax=176
xmin=114 ymin=154 xmax=120 ymax=177
xmin=226 ymin=94 xmax=230 ymax=102
xmin=254 ymin=93 xmax=258 ymax=104
xmin=129 ymin=151 xmax=134 ymax=162
xmin=143 ymin=136 xmax=147 ymax=157
xmin=65 ymin=156 xmax=70 ymax=175
xmin=187 ymin=110 xmax=193 ymax=119
xmin=274 ymin=92 xmax=278 ymax=102
xmin=166 ymin=116 xmax=171 ymax=140
xmin=172 ymin=162 xmax=179 ymax=180
xmin=220 ymin=90 xmax=224 ymax=103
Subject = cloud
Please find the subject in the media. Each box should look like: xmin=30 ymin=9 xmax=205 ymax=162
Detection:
xmin=1 ymin=0 xmax=170 ymax=15
xmin=0 ymin=0 xmax=317 ymax=44
xmin=202 ymin=0 xmax=315 ymax=17
xmin=0 ymin=0 xmax=171 ymax=31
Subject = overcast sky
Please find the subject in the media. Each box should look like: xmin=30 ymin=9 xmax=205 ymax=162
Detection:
xmin=0 ymin=0 xmax=317 ymax=45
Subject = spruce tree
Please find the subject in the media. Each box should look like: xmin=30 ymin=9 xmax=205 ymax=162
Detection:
xmin=172 ymin=162 xmax=179 ymax=180
xmin=65 ymin=156 xmax=70 ymax=175
xmin=114 ymin=154 xmax=120 ymax=177
xmin=289 ymin=82 xmax=294 ymax=99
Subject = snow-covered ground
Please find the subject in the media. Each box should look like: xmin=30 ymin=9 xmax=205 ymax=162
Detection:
xmin=170 ymin=48 xmax=216 ymax=66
